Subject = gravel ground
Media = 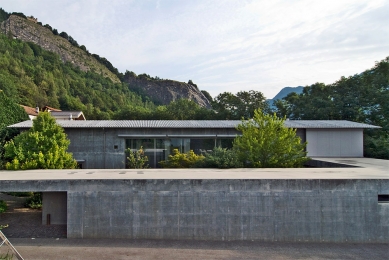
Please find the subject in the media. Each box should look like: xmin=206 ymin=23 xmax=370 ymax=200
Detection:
xmin=0 ymin=193 xmax=66 ymax=239
xmin=1 ymin=193 xmax=388 ymax=259
xmin=8 ymin=238 xmax=389 ymax=260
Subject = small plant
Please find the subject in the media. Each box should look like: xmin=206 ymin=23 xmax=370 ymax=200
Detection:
xmin=0 ymin=200 xmax=7 ymax=213
xmin=24 ymin=193 xmax=42 ymax=209
xmin=126 ymin=147 xmax=149 ymax=169
xmin=159 ymin=149 xmax=204 ymax=168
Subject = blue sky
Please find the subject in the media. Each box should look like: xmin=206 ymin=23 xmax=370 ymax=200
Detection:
xmin=1 ymin=0 xmax=388 ymax=99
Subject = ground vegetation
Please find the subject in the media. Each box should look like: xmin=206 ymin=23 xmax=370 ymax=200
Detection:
xmin=4 ymin=112 xmax=77 ymax=170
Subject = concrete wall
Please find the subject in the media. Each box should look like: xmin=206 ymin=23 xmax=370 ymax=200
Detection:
xmin=306 ymin=129 xmax=363 ymax=157
xmin=42 ymin=192 xmax=67 ymax=225
xmin=3 ymin=179 xmax=387 ymax=242
xmin=65 ymin=180 xmax=388 ymax=242
xmin=66 ymin=128 xmax=240 ymax=169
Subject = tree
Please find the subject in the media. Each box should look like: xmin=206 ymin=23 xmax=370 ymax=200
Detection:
xmin=0 ymin=91 xmax=29 ymax=169
xmin=233 ymin=109 xmax=309 ymax=168
xmin=4 ymin=112 xmax=77 ymax=170
xmin=213 ymin=90 xmax=269 ymax=119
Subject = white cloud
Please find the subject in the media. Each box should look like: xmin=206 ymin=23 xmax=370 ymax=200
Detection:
xmin=0 ymin=0 xmax=388 ymax=99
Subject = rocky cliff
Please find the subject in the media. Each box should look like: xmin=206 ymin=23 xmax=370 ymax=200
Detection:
xmin=1 ymin=15 xmax=120 ymax=83
xmin=124 ymin=75 xmax=211 ymax=108
xmin=1 ymin=14 xmax=211 ymax=108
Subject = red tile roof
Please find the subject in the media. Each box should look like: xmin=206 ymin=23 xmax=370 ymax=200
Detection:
xmin=20 ymin=105 xmax=38 ymax=116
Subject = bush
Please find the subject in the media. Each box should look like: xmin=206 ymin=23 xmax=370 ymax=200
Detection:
xmin=24 ymin=193 xmax=42 ymax=209
xmin=6 ymin=192 xmax=33 ymax=197
xmin=234 ymin=109 xmax=309 ymax=168
xmin=126 ymin=147 xmax=149 ymax=169
xmin=0 ymin=200 xmax=7 ymax=213
xmin=159 ymin=149 xmax=204 ymax=168
xmin=196 ymin=147 xmax=243 ymax=169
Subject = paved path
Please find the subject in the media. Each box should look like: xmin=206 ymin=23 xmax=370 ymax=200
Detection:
xmin=5 ymin=238 xmax=389 ymax=260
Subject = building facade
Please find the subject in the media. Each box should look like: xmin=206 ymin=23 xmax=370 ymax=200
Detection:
xmin=9 ymin=120 xmax=380 ymax=169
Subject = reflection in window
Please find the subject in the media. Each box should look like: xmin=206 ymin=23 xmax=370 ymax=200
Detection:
xmin=125 ymin=138 xmax=234 ymax=168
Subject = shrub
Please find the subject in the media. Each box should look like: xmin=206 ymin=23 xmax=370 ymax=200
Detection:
xmin=234 ymin=109 xmax=309 ymax=168
xmin=6 ymin=192 xmax=33 ymax=197
xmin=126 ymin=147 xmax=149 ymax=169
xmin=24 ymin=193 xmax=42 ymax=209
xmin=0 ymin=200 xmax=7 ymax=213
xmin=159 ymin=149 xmax=204 ymax=168
xmin=196 ymin=147 xmax=243 ymax=169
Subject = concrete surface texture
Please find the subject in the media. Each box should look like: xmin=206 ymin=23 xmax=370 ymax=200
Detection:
xmin=0 ymin=158 xmax=387 ymax=242
xmin=8 ymin=238 xmax=389 ymax=260
xmin=1 ymin=178 xmax=388 ymax=242
xmin=0 ymin=157 xmax=388 ymax=180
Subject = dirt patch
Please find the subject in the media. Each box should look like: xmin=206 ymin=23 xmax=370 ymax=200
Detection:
xmin=0 ymin=193 xmax=66 ymax=238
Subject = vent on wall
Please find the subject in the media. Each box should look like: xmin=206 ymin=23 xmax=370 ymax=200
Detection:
xmin=378 ymin=194 xmax=389 ymax=203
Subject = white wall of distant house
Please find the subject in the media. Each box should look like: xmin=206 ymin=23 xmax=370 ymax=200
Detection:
xmin=306 ymin=129 xmax=363 ymax=157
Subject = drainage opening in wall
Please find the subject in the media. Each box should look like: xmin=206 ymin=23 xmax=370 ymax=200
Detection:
xmin=0 ymin=191 xmax=67 ymax=238
xmin=378 ymin=194 xmax=389 ymax=203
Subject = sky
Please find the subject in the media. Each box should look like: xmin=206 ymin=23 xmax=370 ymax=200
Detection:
xmin=0 ymin=0 xmax=388 ymax=99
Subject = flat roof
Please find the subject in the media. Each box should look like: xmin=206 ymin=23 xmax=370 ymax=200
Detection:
xmin=8 ymin=120 xmax=380 ymax=129
xmin=0 ymin=158 xmax=387 ymax=180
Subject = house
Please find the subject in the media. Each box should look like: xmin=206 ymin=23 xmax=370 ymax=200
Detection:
xmin=20 ymin=105 xmax=39 ymax=120
xmin=8 ymin=120 xmax=380 ymax=169
xmin=20 ymin=105 xmax=86 ymax=121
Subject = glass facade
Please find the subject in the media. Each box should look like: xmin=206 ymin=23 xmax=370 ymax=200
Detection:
xmin=125 ymin=138 xmax=234 ymax=168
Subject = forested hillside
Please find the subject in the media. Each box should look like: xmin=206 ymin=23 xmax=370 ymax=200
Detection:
xmin=274 ymin=57 xmax=389 ymax=159
xmin=0 ymin=33 xmax=156 ymax=119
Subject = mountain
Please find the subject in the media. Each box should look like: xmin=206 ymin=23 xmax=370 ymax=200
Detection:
xmin=0 ymin=12 xmax=210 ymax=108
xmin=267 ymin=86 xmax=304 ymax=108
xmin=123 ymin=73 xmax=211 ymax=108
xmin=1 ymin=14 xmax=120 ymax=83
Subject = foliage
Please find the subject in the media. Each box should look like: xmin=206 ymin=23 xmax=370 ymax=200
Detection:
xmin=24 ymin=193 xmax=42 ymax=209
xmin=274 ymin=57 xmax=389 ymax=159
xmin=5 ymin=192 xmax=33 ymax=197
xmin=213 ymin=90 xmax=269 ymax=119
xmin=0 ymin=8 xmax=10 ymax=23
xmin=0 ymin=200 xmax=7 ymax=213
xmin=159 ymin=149 xmax=204 ymax=168
xmin=0 ymin=251 xmax=13 ymax=260
xmin=364 ymin=134 xmax=389 ymax=159
xmin=234 ymin=109 xmax=309 ymax=168
xmin=0 ymin=33 xmax=153 ymax=119
xmin=163 ymin=99 xmax=215 ymax=120
xmin=201 ymin=90 xmax=213 ymax=103
xmin=125 ymin=147 xmax=149 ymax=169
xmin=196 ymin=147 xmax=243 ymax=168
xmin=4 ymin=112 xmax=77 ymax=170
xmin=0 ymin=91 xmax=29 ymax=169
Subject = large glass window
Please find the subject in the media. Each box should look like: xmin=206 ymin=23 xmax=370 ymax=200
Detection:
xmin=125 ymin=137 xmax=235 ymax=168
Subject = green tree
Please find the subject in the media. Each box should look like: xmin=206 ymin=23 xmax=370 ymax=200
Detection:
xmin=4 ymin=112 xmax=77 ymax=170
xmin=233 ymin=109 xmax=309 ymax=168
xmin=0 ymin=91 xmax=29 ymax=169
xmin=213 ymin=90 xmax=269 ymax=119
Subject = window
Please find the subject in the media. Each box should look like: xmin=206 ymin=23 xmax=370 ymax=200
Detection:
xmin=378 ymin=194 xmax=389 ymax=203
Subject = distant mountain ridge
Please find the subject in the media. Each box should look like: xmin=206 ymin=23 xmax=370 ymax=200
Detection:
xmin=267 ymin=86 xmax=304 ymax=108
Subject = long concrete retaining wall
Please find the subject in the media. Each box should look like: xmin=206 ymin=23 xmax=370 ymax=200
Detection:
xmin=1 ymin=179 xmax=388 ymax=242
